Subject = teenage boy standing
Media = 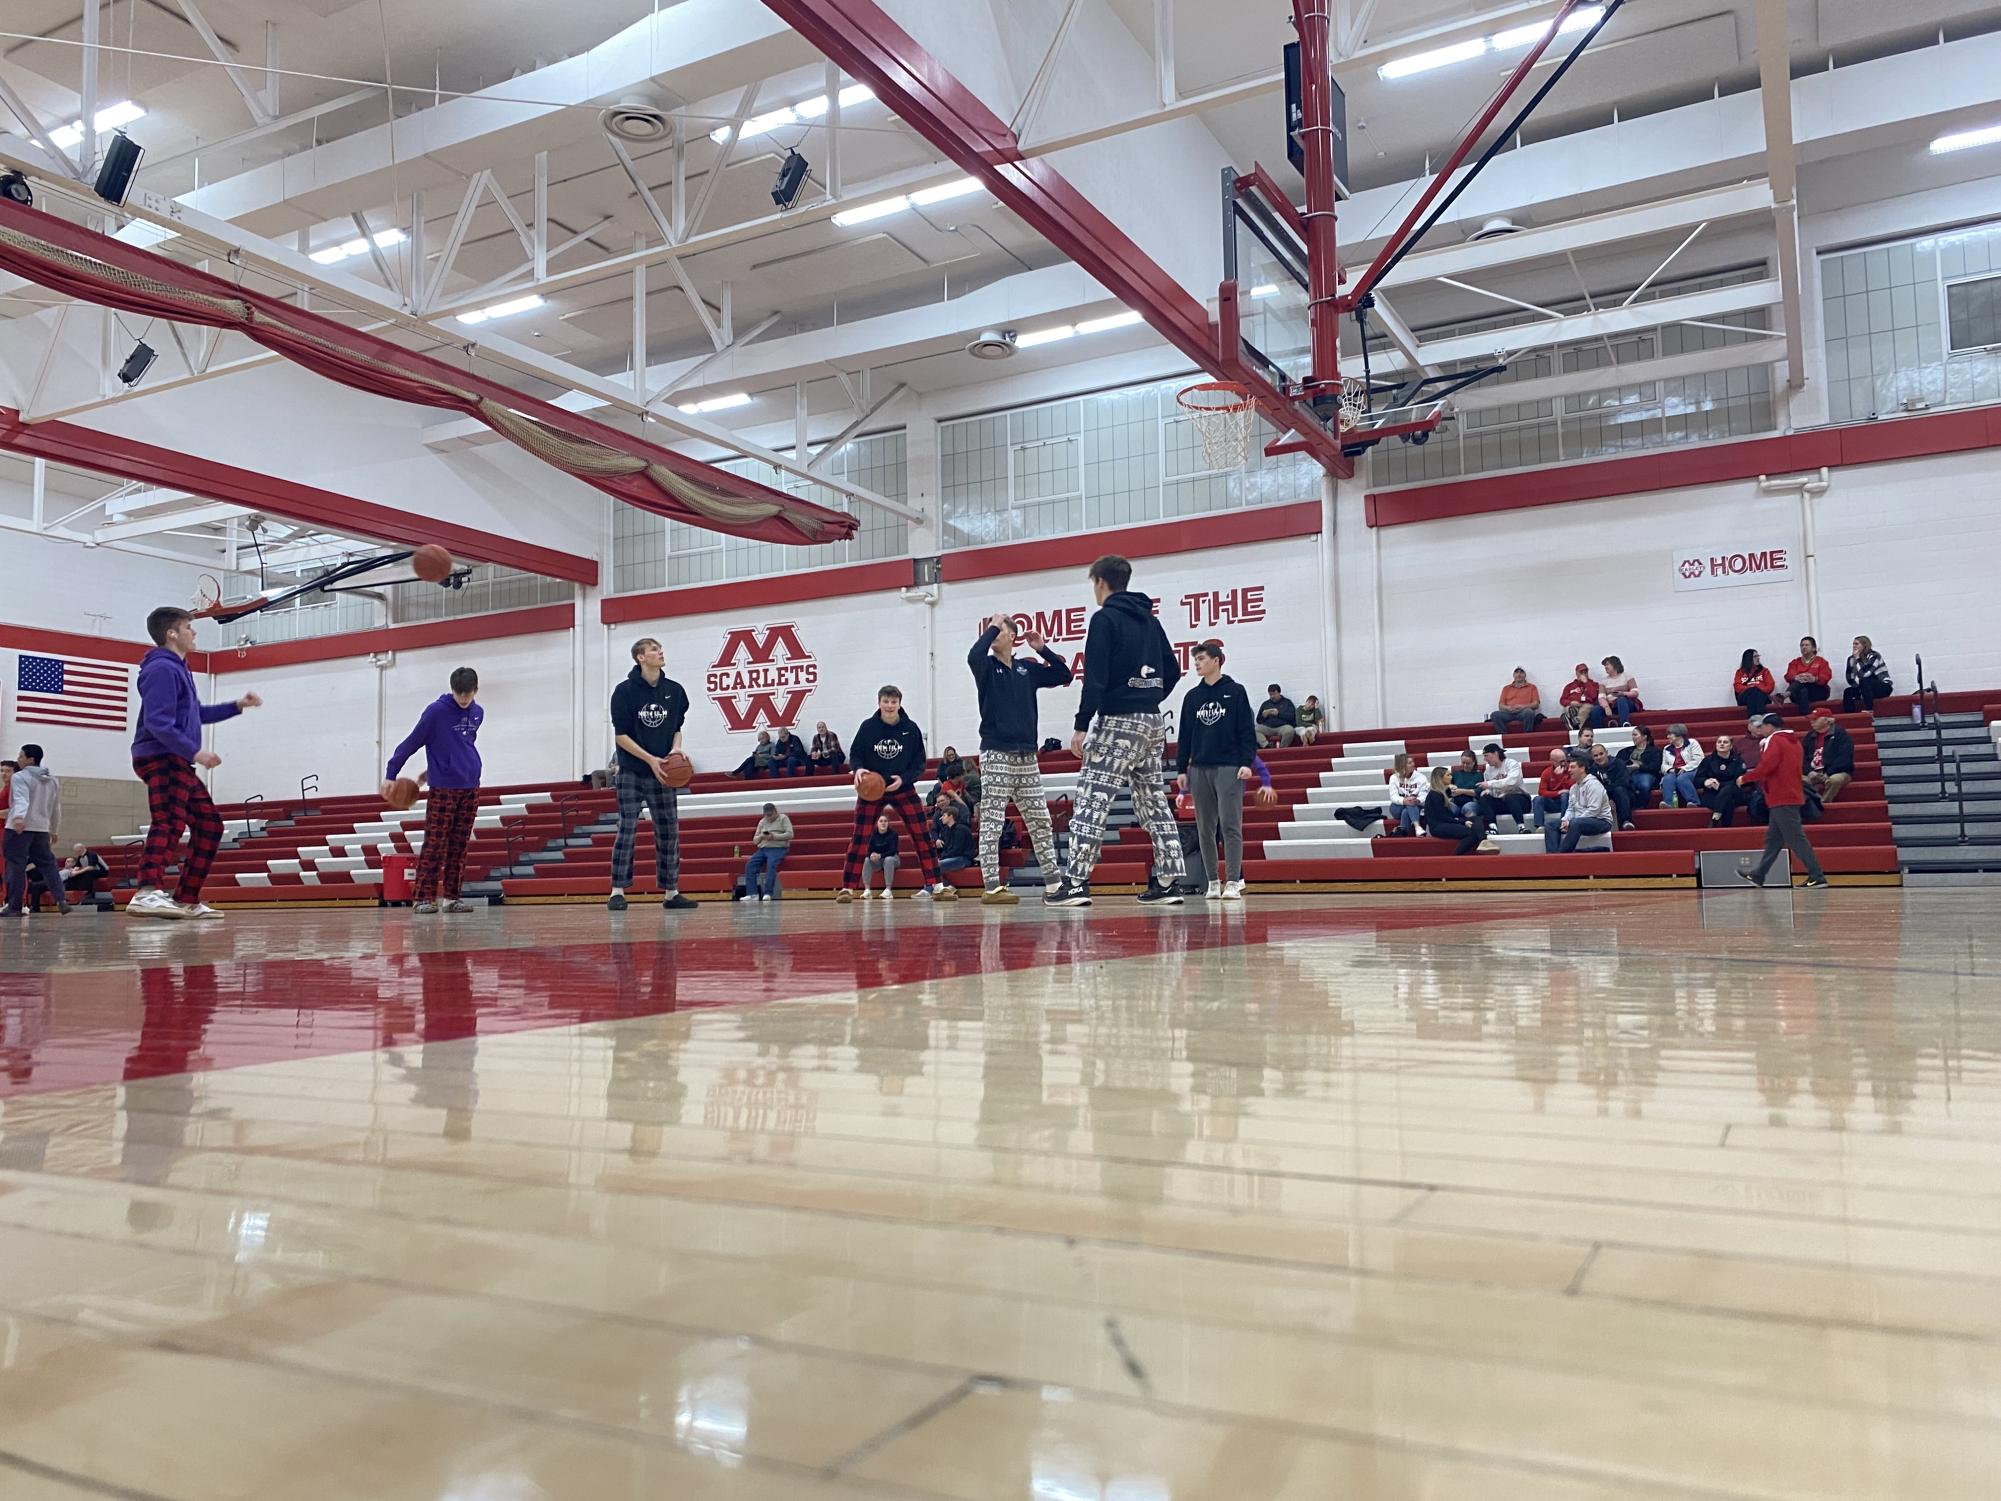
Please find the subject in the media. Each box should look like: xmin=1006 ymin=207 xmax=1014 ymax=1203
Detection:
xmin=128 ymin=606 xmax=262 ymax=920
xmin=384 ymin=666 xmax=485 ymax=913
xmin=836 ymin=686 xmax=958 ymax=903
xmin=967 ymin=613 xmax=1071 ymax=904
xmin=1175 ymin=640 xmax=1256 ymax=900
xmin=608 ymin=637 xmax=697 ymax=912
xmin=4 ymin=744 xmax=65 ymax=917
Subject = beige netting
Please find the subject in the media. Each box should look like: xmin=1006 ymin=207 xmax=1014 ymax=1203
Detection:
xmin=0 ymin=223 xmax=248 ymax=321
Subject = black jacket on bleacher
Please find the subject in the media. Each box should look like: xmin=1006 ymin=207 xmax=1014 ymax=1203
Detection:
xmin=1802 ymin=725 xmax=1855 ymax=776
xmin=968 ymin=627 xmax=1073 ymax=752
xmin=1175 ymin=674 xmax=1257 ymax=771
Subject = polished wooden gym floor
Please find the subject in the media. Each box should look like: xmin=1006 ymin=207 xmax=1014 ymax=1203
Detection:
xmin=1 ymin=888 xmax=1997 ymax=1499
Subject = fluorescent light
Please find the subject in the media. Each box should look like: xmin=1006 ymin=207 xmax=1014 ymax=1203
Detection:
xmin=1015 ymin=325 xmax=1075 ymax=348
xmin=456 ymin=293 xmax=545 ymax=326
xmin=48 ymin=100 xmax=145 ymax=150
xmin=910 ymin=177 xmax=984 ymax=207
xmin=831 ymin=195 xmax=910 ymax=228
xmin=113 ymin=221 xmax=176 ymax=249
xmin=1930 ymin=123 xmax=2001 ymax=156
xmin=1249 ymin=283 xmax=1280 ymax=299
xmin=676 ymin=392 xmax=753 ymax=415
xmin=1493 ymin=6 xmax=1603 ymax=51
xmin=1377 ymin=38 xmax=1487 ymax=81
xmin=1076 ymin=310 xmax=1143 ymax=334
xmin=710 ymin=83 xmax=877 ymax=143
xmin=308 ymin=227 xmax=406 ymax=265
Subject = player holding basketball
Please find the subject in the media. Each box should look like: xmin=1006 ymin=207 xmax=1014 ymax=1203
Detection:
xmin=127 ymin=605 xmax=262 ymax=920
xmin=1044 ymin=555 xmax=1187 ymax=908
xmin=835 ymin=686 xmax=959 ymax=903
xmin=968 ymin=613 xmax=1070 ymax=904
xmin=608 ymin=637 xmax=697 ymax=912
xmin=383 ymin=666 xmax=484 ymax=914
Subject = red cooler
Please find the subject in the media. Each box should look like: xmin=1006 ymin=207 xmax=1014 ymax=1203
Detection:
xmin=380 ymin=853 xmax=414 ymax=905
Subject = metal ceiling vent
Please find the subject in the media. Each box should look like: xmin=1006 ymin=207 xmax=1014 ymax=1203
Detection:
xmin=966 ymin=329 xmax=1017 ymax=360
xmin=1470 ymin=216 xmax=1523 ymax=241
xmin=601 ymin=98 xmax=674 ymax=145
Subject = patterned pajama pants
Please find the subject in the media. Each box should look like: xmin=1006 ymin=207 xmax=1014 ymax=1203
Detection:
xmin=134 ymin=756 xmax=224 ymax=905
xmin=977 ymin=749 xmax=1058 ymax=890
xmin=612 ymin=765 xmax=682 ymax=893
xmin=840 ymin=786 xmax=941 ymax=890
xmin=414 ymin=787 xmax=480 ymax=902
xmin=1063 ymin=712 xmax=1185 ymax=885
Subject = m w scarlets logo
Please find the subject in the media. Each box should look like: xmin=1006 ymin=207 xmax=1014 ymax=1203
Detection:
xmin=705 ymin=622 xmax=818 ymax=733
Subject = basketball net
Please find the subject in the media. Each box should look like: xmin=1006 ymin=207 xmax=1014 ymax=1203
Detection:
xmin=1175 ymin=381 xmax=1255 ymax=470
xmin=1336 ymin=376 xmax=1370 ymax=434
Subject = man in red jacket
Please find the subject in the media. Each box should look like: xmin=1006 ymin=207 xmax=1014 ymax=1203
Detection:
xmin=1737 ymin=713 xmax=1828 ymax=888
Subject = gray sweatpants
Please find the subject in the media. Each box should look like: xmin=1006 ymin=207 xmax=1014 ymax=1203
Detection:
xmin=1187 ymin=764 xmax=1245 ymax=883
xmin=977 ymin=748 xmax=1058 ymax=889
xmin=1750 ymin=803 xmax=1825 ymax=884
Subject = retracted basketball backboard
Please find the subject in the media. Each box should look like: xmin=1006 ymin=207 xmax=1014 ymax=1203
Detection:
xmin=1283 ymin=43 xmax=1349 ymax=192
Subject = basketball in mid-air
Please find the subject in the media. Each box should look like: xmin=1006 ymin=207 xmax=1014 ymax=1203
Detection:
xmin=412 ymin=543 xmax=454 ymax=583
xmin=384 ymin=776 xmax=421 ymax=810
xmin=855 ymin=769 xmax=886 ymax=801
xmin=656 ymin=751 xmax=694 ymax=788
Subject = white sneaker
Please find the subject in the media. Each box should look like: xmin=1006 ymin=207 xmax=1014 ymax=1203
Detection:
xmin=187 ymin=903 xmax=225 ymax=920
xmin=126 ymin=889 xmax=187 ymax=921
xmin=1204 ymin=881 xmax=1222 ymax=900
xmin=1222 ymin=880 xmax=1246 ymax=901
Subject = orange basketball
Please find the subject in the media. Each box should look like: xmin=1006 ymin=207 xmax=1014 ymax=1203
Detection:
xmin=855 ymin=769 xmax=886 ymax=801
xmin=384 ymin=776 xmax=421 ymax=810
xmin=656 ymin=751 xmax=694 ymax=788
xmin=412 ymin=543 xmax=453 ymax=583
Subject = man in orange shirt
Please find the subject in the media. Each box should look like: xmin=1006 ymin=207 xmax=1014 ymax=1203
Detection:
xmin=1489 ymin=667 xmax=1544 ymax=736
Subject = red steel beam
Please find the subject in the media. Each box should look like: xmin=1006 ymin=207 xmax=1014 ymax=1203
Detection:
xmin=1291 ymin=0 xmax=1342 ymax=393
xmin=0 ymin=407 xmax=600 ymax=585
xmin=760 ymin=0 xmax=1352 ymax=479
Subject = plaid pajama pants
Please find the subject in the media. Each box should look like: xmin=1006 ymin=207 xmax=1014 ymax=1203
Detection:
xmin=133 ymin=755 xmax=224 ymax=905
xmin=840 ymin=785 xmax=941 ymax=890
xmin=1063 ymin=711 xmax=1185 ymax=885
xmin=611 ymin=765 xmax=682 ymax=892
xmin=414 ymin=787 xmax=480 ymax=902
xmin=976 ymin=749 xmax=1058 ymax=889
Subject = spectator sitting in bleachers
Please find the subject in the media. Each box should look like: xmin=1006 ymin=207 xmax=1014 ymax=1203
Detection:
xmin=1618 ymin=725 xmax=1662 ymax=809
xmin=770 ymin=728 xmax=811 ymax=777
xmin=1734 ymin=649 xmax=1774 ymax=717
xmin=1844 ymin=635 xmax=1894 ymax=713
xmin=1449 ymin=750 xmax=1483 ymax=819
xmin=1533 ymin=748 xmax=1573 ymax=830
xmin=1295 ymin=695 xmax=1324 ymax=745
xmin=1781 ymin=636 xmax=1832 ymax=715
xmin=61 ymin=844 xmax=110 ymax=905
xmin=1588 ymin=743 xmax=1637 ymax=830
xmin=862 ymin=813 xmax=899 ymax=898
xmin=1695 ymin=734 xmax=1749 ymax=826
xmin=936 ymin=746 xmax=966 ymax=785
xmin=1566 ymin=725 xmax=1597 ymax=765
xmin=732 ymin=731 xmax=776 ymax=779
xmin=1658 ymin=724 xmax=1704 ymax=808
xmin=934 ymin=805 xmax=975 ymax=873
xmin=809 ymin=721 xmax=846 ymax=775
xmin=1383 ymin=752 xmax=1427 ymax=836
xmin=1558 ymin=664 xmax=1601 ymax=730
xmin=1477 ymin=743 xmax=1531 ymax=828
xmin=1489 ymin=667 xmax=1544 ymax=736
xmin=740 ymin=802 xmax=792 ymax=900
xmin=1256 ymin=685 xmax=1298 ymax=748
xmin=1423 ymin=767 xmax=1496 ymax=855
xmin=1544 ymin=757 xmax=1615 ymax=853
xmin=1596 ymin=656 xmax=1642 ymax=727
xmin=1801 ymin=705 xmax=1855 ymax=804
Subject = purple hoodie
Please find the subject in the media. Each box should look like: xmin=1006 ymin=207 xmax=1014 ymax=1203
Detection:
xmin=386 ymin=693 xmax=484 ymax=790
xmin=132 ymin=647 xmax=240 ymax=763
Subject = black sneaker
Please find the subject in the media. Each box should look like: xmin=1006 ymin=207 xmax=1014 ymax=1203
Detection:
xmin=661 ymin=892 xmax=698 ymax=911
xmin=1138 ymin=880 xmax=1184 ymax=905
xmin=1804 ymin=877 xmax=1830 ymax=889
xmin=606 ymin=892 xmax=628 ymax=912
xmin=1043 ymin=879 xmax=1092 ymax=908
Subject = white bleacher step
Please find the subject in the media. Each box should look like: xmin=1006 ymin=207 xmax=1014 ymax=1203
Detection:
xmin=1325 ymin=752 xmax=1396 ymax=775
xmin=1261 ymin=839 xmax=1378 ymax=861
xmin=1337 ymin=740 xmax=1405 ymax=758
xmin=1276 ymin=820 xmax=1375 ymax=840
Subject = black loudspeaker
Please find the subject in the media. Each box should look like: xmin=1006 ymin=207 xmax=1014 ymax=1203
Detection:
xmin=116 ymin=341 xmax=156 ymax=387
xmin=0 ymin=171 xmax=31 ymax=207
xmin=93 ymin=130 xmax=144 ymax=206
xmin=771 ymin=149 xmax=809 ymax=210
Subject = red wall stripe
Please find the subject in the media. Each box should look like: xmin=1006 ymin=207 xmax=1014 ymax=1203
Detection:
xmin=1365 ymin=406 xmax=2001 ymax=528
xmin=0 ymin=623 xmax=162 ymax=667
xmin=209 ymin=604 xmax=573 ymax=674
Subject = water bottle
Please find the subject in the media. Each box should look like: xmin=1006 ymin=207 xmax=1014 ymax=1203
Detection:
xmin=1910 ymin=700 xmax=1922 ymax=725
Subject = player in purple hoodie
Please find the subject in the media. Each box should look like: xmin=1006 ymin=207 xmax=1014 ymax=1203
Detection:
xmin=383 ymin=667 xmax=485 ymax=913
xmin=129 ymin=605 xmax=263 ymax=920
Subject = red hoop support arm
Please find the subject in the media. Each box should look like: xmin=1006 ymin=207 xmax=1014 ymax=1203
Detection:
xmin=1291 ymin=0 xmax=1344 ymax=393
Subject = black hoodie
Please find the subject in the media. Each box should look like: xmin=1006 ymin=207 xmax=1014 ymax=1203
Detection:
xmin=1074 ymin=590 xmax=1180 ymax=731
xmin=1176 ymin=673 xmax=1256 ymax=771
xmin=969 ymin=626 xmax=1073 ymax=752
xmin=610 ymin=664 xmax=689 ymax=774
xmin=849 ymin=711 xmax=927 ymax=785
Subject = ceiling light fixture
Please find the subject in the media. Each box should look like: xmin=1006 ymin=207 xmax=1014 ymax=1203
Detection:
xmin=49 ymin=100 xmax=145 ymax=149
xmin=709 ymin=83 xmax=875 ymax=144
xmin=830 ymin=194 xmax=911 ymax=228
xmin=112 ymin=221 xmax=176 ymax=249
xmin=1076 ymin=310 xmax=1144 ymax=334
xmin=1015 ymin=325 xmax=1075 ymax=348
xmin=1379 ymin=6 xmax=1604 ymax=81
xmin=1930 ymin=123 xmax=2001 ymax=156
xmin=910 ymin=177 xmax=984 ymax=207
xmin=456 ymin=293 xmax=545 ymax=326
xmin=832 ymin=177 xmax=988 ymax=229
xmin=1492 ymin=6 xmax=1604 ymax=52
xmin=676 ymin=392 xmax=753 ymax=415
xmin=309 ymin=227 xmax=407 ymax=265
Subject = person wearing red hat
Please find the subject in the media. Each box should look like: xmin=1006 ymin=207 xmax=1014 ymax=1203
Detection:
xmin=1737 ymin=713 xmax=1828 ymax=888
xmin=1558 ymin=662 xmax=1601 ymax=731
xmin=1801 ymin=705 xmax=1855 ymax=804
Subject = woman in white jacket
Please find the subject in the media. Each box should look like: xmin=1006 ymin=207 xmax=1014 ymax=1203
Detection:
xmin=1382 ymin=752 xmax=1427 ymax=836
xmin=1658 ymin=723 xmax=1705 ymax=808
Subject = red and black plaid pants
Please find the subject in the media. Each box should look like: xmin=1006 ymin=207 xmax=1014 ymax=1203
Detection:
xmin=414 ymin=787 xmax=480 ymax=902
xmin=840 ymin=785 xmax=941 ymax=890
xmin=134 ymin=755 xmax=224 ymax=905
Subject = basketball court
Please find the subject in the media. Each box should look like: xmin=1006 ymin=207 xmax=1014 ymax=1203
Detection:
xmin=2 ymin=0 xmax=2001 ymax=1495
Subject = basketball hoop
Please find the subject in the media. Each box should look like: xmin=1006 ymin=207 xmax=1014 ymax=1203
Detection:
xmin=192 ymin=574 xmax=223 ymax=619
xmin=1336 ymin=376 xmax=1371 ymax=434
xmin=1176 ymin=381 xmax=1256 ymax=470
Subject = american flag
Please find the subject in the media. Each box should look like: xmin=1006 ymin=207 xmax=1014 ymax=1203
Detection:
xmin=14 ymin=654 xmax=132 ymax=732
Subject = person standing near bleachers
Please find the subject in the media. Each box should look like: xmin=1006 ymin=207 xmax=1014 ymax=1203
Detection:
xmin=4 ymin=744 xmax=65 ymax=918
xmin=383 ymin=666 xmax=484 ymax=914
xmin=967 ymin=613 xmax=1070 ymax=906
xmin=1175 ymin=639 xmax=1255 ymax=901
xmin=608 ymin=636 xmax=697 ymax=913
xmin=1737 ymin=713 xmax=1829 ymax=888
